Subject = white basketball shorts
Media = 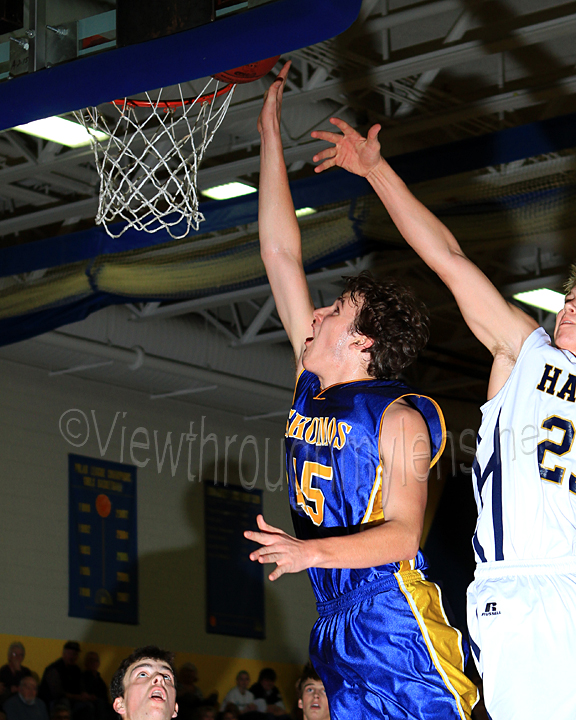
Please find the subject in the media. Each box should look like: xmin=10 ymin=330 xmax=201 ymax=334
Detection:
xmin=467 ymin=556 xmax=576 ymax=720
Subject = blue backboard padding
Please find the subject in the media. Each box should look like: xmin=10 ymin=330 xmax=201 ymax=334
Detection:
xmin=2 ymin=108 xmax=576 ymax=278
xmin=0 ymin=0 xmax=362 ymax=131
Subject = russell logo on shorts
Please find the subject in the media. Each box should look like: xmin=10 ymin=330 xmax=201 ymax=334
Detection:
xmin=481 ymin=602 xmax=501 ymax=616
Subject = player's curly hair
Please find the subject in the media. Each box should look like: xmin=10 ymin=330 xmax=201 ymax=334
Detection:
xmin=344 ymin=271 xmax=429 ymax=379
xmin=110 ymin=646 xmax=175 ymax=700
xmin=564 ymin=263 xmax=576 ymax=294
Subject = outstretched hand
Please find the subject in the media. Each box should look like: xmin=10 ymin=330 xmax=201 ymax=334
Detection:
xmin=244 ymin=514 xmax=312 ymax=581
xmin=257 ymin=61 xmax=291 ymax=136
xmin=311 ymin=118 xmax=382 ymax=177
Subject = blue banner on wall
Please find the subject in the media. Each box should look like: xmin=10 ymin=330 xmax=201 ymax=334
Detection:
xmin=68 ymin=454 xmax=138 ymax=624
xmin=205 ymin=484 xmax=264 ymax=639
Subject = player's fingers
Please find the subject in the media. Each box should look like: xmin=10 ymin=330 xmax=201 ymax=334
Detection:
xmin=311 ymin=130 xmax=343 ymax=144
xmin=244 ymin=529 xmax=275 ymax=546
xmin=314 ymin=159 xmax=336 ymax=173
xmin=256 ymin=514 xmax=282 ymax=534
xmin=277 ymin=59 xmax=291 ymax=79
xmin=266 ymin=82 xmax=281 ymax=103
xmin=272 ymin=62 xmax=290 ymax=99
xmin=268 ymin=566 xmax=285 ymax=582
xmin=248 ymin=543 xmax=278 ymax=562
xmin=276 ymin=83 xmax=286 ymax=106
xmin=312 ymin=147 xmax=336 ymax=163
xmin=329 ymin=117 xmax=355 ymax=134
xmin=367 ymin=123 xmax=382 ymax=140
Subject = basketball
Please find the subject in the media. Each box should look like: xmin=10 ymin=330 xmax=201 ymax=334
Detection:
xmin=212 ymin=56 xmax=280 ymax=84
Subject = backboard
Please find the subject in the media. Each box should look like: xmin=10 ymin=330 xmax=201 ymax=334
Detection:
xmin=0 ymin=0 xmax=362 ymax=131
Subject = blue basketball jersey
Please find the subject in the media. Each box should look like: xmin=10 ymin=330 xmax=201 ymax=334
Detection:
xmin=285 ymin=370 xmax=446 ymax=602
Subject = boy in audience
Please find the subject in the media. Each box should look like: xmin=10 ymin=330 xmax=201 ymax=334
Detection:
xmin=249 ymin=671 xmax=288 ymax=719
xmin=219 ymin=672 xmax=258 ymax=716
xmin=296 ymin=665 xmax=330 ymax=720
xmin=110 ymin=646 xmax=177 ymax=720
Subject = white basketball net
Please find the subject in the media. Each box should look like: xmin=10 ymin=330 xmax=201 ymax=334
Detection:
xmin=75 ymin=78 xmax=236 ymax=239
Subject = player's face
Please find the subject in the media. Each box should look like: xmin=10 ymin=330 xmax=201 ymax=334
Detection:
xmin=298 ymin=680 xmax=329 ymax=720
xmin=113 ymin=659 xmax=178 ymax=720
xmin=303 ymin=293 xmax=366 ymax=378
xmin=554 ymin=286 xmax=576 ymax=352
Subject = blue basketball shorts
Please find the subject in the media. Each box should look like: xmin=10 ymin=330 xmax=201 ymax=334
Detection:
xmin=310 ymin=570 xmax=479 ymax=720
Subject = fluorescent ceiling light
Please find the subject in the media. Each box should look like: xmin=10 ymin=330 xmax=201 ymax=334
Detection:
xmin=14 ymin=116 xmax=108 ymax=148
xmin=513 ymin=288 xmax=565 ymax=314
xmin=202 ymin=182 xmax=257 ymax=200
xmin=295 ymin=207 xmax=317 ymax=217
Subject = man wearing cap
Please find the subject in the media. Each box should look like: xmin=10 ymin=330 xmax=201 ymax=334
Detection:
xmin=38 ymin=642 xmax=93 ymax=720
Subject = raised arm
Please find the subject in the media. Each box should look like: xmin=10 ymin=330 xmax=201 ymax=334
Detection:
xmin=311 ymin=119 xmax=538 ymax=396
xmin=258 ymin=62 xmax=315 ymax=363
xmin=244 ymin=403 xmax=429 ymax=579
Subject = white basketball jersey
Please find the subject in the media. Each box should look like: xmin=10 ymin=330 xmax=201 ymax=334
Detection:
xmin=473 ymin=327 xmax=576 ymax=563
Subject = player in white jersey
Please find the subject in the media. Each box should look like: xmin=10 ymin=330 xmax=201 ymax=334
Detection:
xmin=310 ymin=117 xmax=576 ymax=720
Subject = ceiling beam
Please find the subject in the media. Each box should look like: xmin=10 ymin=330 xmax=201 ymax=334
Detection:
xmin=0 ymin=197 xmax=97 ymax=236
xmin=36 ymin=330 xmax=293 ymax=402
xmin=0 ymin=183 xmax=58 ymax=206
xmin=291 ymin=10 xmax=576 ymax=105
xmin=381 ymin=73 xmax=576 ymax=139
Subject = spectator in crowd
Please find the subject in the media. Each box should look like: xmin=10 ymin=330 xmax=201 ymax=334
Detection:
xmin=0 ymin=643 xmax=32 ymax=706
xmin=295 ymin=665 xmax=329 ymax=720
xmin=249 ymin=671 xmax=288 ymax=720
xmin=176 ymin=664 xmax=217 ymax=720
xmin=38 ymin=642 xmax=92 ymax=720
xmin=80 ymin=654 xmax=107 ymax=705
xmin=219 ymin=706 xmax=239 ymax=720
xmin=110 ymin=646 xmax=177 ymax=720
xmin=49 ymin=708 xmax=70 ymax=720
xmin=4 ymin=676 xmax=48 ymax=720
xmin=80 ymin=653 xmax=111 ymax=720
xmin=176 ymin=665 xmax=202 ymax=706
xmin=192 ymin=709 xmax=214 ymax=720
xmin=219 ymin=673 xmax=259 ymax=717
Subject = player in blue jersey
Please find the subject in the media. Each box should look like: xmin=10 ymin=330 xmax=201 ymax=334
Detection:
xmin=310 ymin=116 xmax=576 ymax=719
xmin=244 ymin=63 xmax=478 ymax=720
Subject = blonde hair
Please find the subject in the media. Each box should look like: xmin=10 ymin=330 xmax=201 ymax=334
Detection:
xmin=564 ymin=264 xmax=576 ymax=294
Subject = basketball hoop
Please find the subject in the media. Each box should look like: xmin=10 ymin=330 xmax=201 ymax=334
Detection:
xmin=75 ymin=77 xmax=235 ymax=240
xmin=76 ymin=56 xmax=280 ymax=239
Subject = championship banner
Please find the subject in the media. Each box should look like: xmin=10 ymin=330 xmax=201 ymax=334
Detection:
xmin=205 ymin=483 xmax=264 ymax=639
xmin=68 ymin=454 xmax=138 ymax=624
